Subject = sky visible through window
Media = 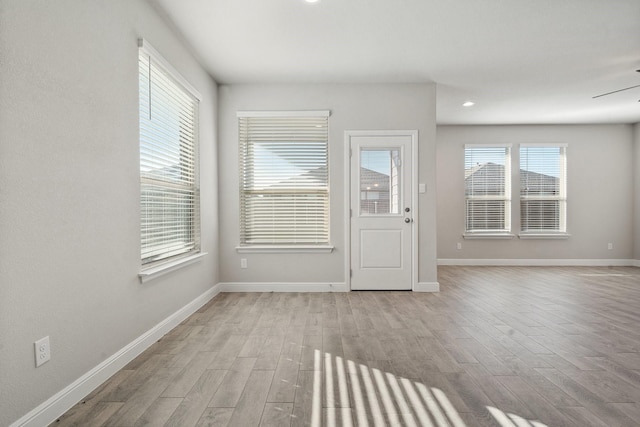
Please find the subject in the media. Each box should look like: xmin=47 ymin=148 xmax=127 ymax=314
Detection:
xmin=465 ymin=147 xmax=561 ymax=178
xmin=520 ymin=147 xmax=561 ymax=178
xmin=361 ymin=150 xmax=391 ymax=175
xmin=465 ymin=150 xmax=506 ymax=167
xmin=252 ymin=144 xmax=326 ymax=188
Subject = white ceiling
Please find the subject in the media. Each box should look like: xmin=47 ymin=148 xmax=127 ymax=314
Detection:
xmin=151 ymin=0 xmax=640 ymax=125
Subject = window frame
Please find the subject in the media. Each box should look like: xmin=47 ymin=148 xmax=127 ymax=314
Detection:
xmin=463 ymin=144 xmax=514 ymax=238
xmin=138 ymin=39 xmax=203 ymax=275
xmin=519 ymin=143 xmax=569 ymax=238
xmin=237 ymin=110 xmax=333 ymax=253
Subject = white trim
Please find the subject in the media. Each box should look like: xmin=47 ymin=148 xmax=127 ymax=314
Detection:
xmin=9 ymin=284 xmax=221 ymax=427
xmin=464 ymin=143 xmax=513 ymax=148
xmin=518 ymin=233 xmax=571 ymax=240
xmin=219 ymin=282 xmax=349 ymax=292
xmin=138 ymin=39 xmax=201 ymax=101
xmin=139 ymin=252 xmax=207 ymax=283
xmin=344 ymin=133 xmax=351 ymax=290
xmin=237 ymin=110 xmax=330 ymax=117
xmin=411 ymin=131 xmax=419 ymax=292
xmin=344 ymin=130 xmax=419 ymax=292
xmin=437 ymin=258 xmax=636 ymax=266
xmin=463 ymin=233 xmax=515 ymax=239
xmin=633 ymin=259 xmax=640 ymax=268
xmin=520 ymin=142 xmax=569 ymax=148
xmin=236 ymin=245 xmax=334 ymax=254
xmin=414 ymin=282 xmax=440 ymax=292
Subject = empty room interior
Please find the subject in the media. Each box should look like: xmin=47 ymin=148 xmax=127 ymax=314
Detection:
xmin=2 ymin=0 xmax=640 ymax=426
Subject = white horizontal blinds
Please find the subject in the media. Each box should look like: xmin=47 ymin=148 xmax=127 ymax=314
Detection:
xmin=520 ymin=145 xmax=567 ymax=232
xmin=464 ymin=145 xmax=511 ymax=232
xmin=239 ymin=113 xmax=329 ymax=245
xmin=139 ymin=46 xmax=200 ymax=265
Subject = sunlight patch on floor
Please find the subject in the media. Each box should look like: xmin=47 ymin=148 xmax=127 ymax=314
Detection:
xmin=487 ymin=406 xmax=549 ymax=427
xmin=309 ymin=350 xmax=550 ymax=427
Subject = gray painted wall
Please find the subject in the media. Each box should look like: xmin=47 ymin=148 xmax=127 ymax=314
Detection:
xmin=0 ymin=1 xmax=218 ymax=425
xmin=218 ymin=84 xmax=438 ymax=286
xmin=437 ymin=125 xmax=635 ymax=261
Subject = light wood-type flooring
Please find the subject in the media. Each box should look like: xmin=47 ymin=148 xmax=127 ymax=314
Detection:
xmin=54 ymin=266 xmax=640 ymax=426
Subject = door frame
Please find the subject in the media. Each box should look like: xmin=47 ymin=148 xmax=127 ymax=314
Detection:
xmin=344 ymin=130 xmax=419 ymax=291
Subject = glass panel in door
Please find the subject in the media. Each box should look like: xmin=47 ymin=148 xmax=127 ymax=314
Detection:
xmin=359 ymin=148 xmax=401 ymax=215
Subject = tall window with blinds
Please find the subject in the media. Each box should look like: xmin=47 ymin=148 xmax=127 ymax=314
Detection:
xmin=238 ymin=112 xmax=329 ymax=245
xmin=520 ymin=145 xmax=567 ymax=233
xmin=139 ymin=41 xmax=200 ymax=265
xmin=464 ymin=145 xmax=511 ymax=234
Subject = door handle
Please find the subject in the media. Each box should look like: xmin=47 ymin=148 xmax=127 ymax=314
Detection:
xmin=404 ymin=218 xmax=412 ymax=223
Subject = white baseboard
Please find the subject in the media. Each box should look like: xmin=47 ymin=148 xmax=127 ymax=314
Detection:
xmin=438 ymin=258 xmax=636 ymax=267
xmin=10 ymin=283 xmax=221 ymax=427
xmin=219 ymin=282 xmax=441 ymax=292
xmin=219 ymin=282 xmax=349 ymax=292
xmin=634 ymin=259 xmax=640 ymax=268
xmin=414 ymin=282 xmax=440 ymax=292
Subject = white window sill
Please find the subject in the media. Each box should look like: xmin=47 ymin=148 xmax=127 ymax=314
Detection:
xmin=236 ymin=245 xmax=334 ymax=254
xmin=519 ymin=233 xmax=571 ymax=240
xmin=463 ymin=233 xmax=515 ymax=240
xmin=139 ymin=252 xmax=207 ymax=283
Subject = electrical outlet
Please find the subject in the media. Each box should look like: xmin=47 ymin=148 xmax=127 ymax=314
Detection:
xmin=34 ymin=336 xmax=50 ymax=367
xmin=240 ymin=258 xmax=248 ymax=269
xmin=456 ymin=242 xmax=462 ymax=250
xmin=608 ymin=243 xmax=613 ymax=250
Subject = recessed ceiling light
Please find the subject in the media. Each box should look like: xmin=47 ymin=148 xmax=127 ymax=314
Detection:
xmin=305 ymin=0 xmax=320 ymax=3
xmin=462 ymin=101 xmax=475 ymax=107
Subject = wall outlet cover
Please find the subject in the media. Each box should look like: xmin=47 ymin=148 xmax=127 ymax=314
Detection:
xmin=35 ymin=336 xmax=51 ymax=367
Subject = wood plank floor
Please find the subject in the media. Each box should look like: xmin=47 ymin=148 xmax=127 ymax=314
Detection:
xmin=53 ymin=266 xmax=640 ymax=426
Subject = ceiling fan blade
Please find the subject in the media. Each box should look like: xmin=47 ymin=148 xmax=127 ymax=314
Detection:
xmin=594 ymin=69 xmax=640 ymax=99
xmin=592 ymin=83 xmax=640 ymax=99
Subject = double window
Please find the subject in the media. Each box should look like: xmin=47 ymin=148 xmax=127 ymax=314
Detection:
xmin=464 ymin=144 xmax=567 ymax=236
xmin=520 ymin=145 xmax=567 ymax=234
xmin=464 ymin=145 xmax=511 ymax=234
xmin=238 ymin=111 xmax=330 ymax=246
xmin=139 ymin=40 xmax=200 ymax=265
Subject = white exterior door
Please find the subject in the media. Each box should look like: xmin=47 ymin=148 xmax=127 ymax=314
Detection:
xmin=348 ymin=132 xmax=415 ymax=291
